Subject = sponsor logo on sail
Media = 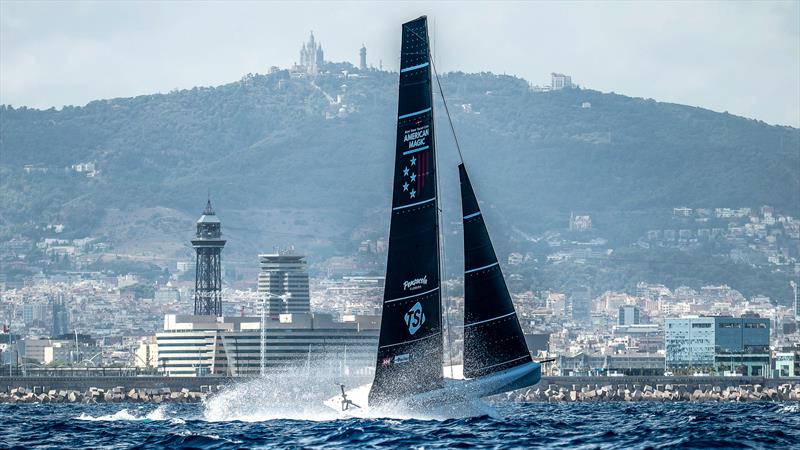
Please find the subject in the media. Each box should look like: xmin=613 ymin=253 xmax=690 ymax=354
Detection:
xmin=404 ymin=301 xmax=426 ymax=335
xmin=403 ymin=125 xmax=430 ymax=149
xmin=403 ymin=275 xmax=428 ymax=291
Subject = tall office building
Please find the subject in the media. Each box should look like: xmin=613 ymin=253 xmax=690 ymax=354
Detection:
xmin=618 ymin=305 xmax=641 ymax=326
xmin=570 ymin=287 xmax=591 ymax=323
xmin=51 ymin=295 xmax=69 ymax=337
xmin=258 ymin=252 xmax=311 ymax=316
xmin=192 ymin=199 xmax=226 ymax=316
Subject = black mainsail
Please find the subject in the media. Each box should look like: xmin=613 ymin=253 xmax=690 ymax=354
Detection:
xmin=459 ymin=163 xmax=532 ymax=379
xmin=369 ymin=16 xmax=444 ymax=405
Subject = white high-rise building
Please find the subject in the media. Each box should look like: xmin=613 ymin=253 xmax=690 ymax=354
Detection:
xmin=258 ymin=252 xmax=311 ymax=316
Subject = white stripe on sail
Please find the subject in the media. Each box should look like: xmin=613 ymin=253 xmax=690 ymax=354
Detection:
xmin=385 ymin=287 xmax=440 ymax=304
xmin=400 ymin=62 xmax=429 ymax=73
xmin=379 ymin=331 xmax=441 ymax=349
xmin=393 ymin=197 xmax=435 ymax=211
xmin=463 ymin=311 xmax=516 ymax=328
xmin=402 ymin=145 xmax=429 ymax=156
xmin=465 ymin=261 xmax=499 ymax=274
xmin=477 ymin=355 xmax=531 ymax=372
xmin=398 ymin=107 xmax=432 ymax=120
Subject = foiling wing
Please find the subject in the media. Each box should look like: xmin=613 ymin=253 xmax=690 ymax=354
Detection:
xmin=459 ymin=163 xmax=532 ymax=379
xmin=369 ymin=16 xmax=444 ymax=406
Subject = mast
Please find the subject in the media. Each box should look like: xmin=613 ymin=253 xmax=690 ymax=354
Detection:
xmin=369 ymin=16 xmax=444 ymax=406
xmin=459 ymin=163 xmax=532 ymax=378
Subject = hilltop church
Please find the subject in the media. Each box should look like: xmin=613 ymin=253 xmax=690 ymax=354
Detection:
xmin=295 ymin=31 xmax=324 ymax=75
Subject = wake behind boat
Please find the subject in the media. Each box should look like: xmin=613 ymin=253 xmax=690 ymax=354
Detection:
xmin=327 ymin=16 xmax=540 ymax=416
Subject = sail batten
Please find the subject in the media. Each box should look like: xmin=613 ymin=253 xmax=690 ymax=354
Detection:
xmin=460 ymin=163 xmax=532 ymax=379
xmin=369 ymin=16 xmax=444 ymax=407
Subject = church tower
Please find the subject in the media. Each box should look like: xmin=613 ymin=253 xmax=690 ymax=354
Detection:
xmin=192 ymin=199 xmax=226 ymax=316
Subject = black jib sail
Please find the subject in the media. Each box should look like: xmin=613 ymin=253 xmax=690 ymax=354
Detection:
xmin=369 ymin=16 xmax=444 ymax=406
xmin=459 ymin=163 xmax=532 ymax=379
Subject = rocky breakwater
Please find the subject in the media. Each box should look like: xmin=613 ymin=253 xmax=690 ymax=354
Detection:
xmin=517 ymin=383 xmax=800 ymax=403
xmin=0 ymin=386 xmax=207 ymax=404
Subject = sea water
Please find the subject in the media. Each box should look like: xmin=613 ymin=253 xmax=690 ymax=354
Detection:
xmin=1 ymin=395 xmax=798 ymax=449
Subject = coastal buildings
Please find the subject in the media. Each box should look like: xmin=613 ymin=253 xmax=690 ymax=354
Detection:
xmin=258 ymin=252 xmax=311 ymax=316
xmin=665 ymin=316 xmax=770 ymax=375
xmin=775 ymin=348 xmax=799 ymax=377
xmin=155 ymin=313 xmax=378 ymax=377
xmin=556 ymin=352 xmax=665 ymax=376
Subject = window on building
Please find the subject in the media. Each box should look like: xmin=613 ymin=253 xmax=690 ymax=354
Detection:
xmin=692 ymin=323 xmax=712 ymax=328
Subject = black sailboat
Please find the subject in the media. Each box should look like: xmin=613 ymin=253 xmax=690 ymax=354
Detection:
xmin=360 ymin=16 xmax=540 ymax=411
xmin=369 ymin=16 xmax=444 ymax=406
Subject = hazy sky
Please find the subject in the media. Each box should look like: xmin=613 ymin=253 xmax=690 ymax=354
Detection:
xmin=2 ymin=1 xmax=798 ymax=127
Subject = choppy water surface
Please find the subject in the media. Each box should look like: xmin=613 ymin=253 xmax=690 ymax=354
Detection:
xmin=1 ymin=400 xmax=798 ymax=449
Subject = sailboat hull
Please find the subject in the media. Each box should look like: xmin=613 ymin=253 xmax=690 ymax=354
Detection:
xmin=325 ymin=361 xmax=541 ymax=417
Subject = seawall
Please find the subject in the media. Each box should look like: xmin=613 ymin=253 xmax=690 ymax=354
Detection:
xmin=518 ymin=376 xmax=800 ymax=402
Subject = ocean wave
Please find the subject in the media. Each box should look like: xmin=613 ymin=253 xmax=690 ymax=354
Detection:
xmin=5 ymin=401 xmax=800 ymax=449
xmin=75 ymin=405 xmax=169 ymax=422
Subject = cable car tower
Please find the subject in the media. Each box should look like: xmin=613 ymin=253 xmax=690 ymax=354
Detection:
xmin=192 ymin=199 xmax=226 ymax=316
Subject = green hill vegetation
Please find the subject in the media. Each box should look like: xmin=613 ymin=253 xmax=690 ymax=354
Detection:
xmin=1 ymin=65 xmax=798 ymax=272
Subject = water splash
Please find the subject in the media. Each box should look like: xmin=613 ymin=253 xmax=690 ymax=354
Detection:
xmin=75 ymin=405 xmax=170 ymax=422
xmin=203 ymin=362 xmax=370 ymax=422
xmin=776 ymin=404 xmax=799 ymax=414
xmin=202 ymin=364 xmax=496 ymax=422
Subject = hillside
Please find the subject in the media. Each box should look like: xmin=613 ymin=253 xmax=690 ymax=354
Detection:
xmin=1 ymin=65 xmax=798 ymax=262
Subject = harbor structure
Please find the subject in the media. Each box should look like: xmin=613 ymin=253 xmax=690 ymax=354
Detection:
xmin=192 ymin=200 xmax=225 ymax=316
xmin=257 ymin=252 xmax=311 ymax=316
xmin=155 ymin=313 xmax=379 ymax=377
xmin=665 ymin=316 xmax=770 ymax=375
